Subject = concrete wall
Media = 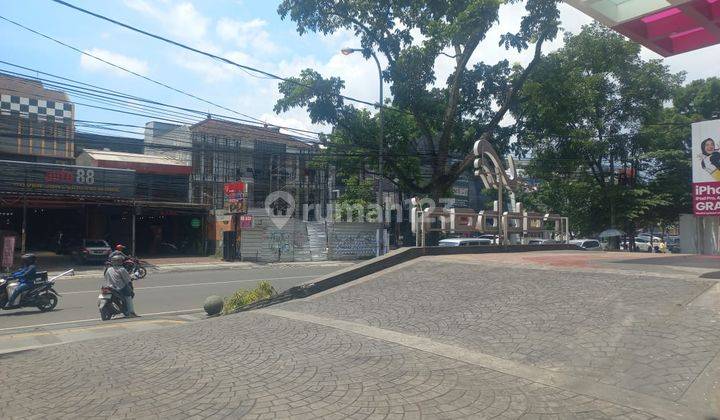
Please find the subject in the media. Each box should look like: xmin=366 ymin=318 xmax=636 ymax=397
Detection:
xmin=328 ymin=223 xmax=380 ymax=260
xmin=679 ymin=213 xmax=720 ymax=255
xmin=235 ymin=212 xmax=379 ymax=262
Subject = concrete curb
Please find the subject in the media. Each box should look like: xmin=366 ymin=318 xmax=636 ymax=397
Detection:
xmin=238 ymin=245 xmax=582 ymax=312
xmin=50 ymin=260 xmax=358 ymax=279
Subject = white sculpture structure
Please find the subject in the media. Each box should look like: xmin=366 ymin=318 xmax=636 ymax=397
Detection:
xmin=411 ymin=139 xmax=569 ymax=246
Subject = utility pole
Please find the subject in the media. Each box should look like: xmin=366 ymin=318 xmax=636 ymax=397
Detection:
xmin=341 ymin=47 xmax=385 ymax=256
xmin=497 ymin=168 xmax=503 ymax=246
xmin=21 ymin=193 xmax=27 ymax=254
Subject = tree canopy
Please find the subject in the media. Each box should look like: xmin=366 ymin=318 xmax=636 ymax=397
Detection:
xmin=275 ymin=0 xmax=561 ymax=200
xmin=512 ymin=23 xmax=687 ymax=235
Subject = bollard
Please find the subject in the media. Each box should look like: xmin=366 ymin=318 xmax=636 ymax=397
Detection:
xmin=203 ymin=295 xmax=224 ymax=316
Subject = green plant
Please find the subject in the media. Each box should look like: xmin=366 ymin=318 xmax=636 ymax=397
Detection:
xmin=222 ymin=281 xmax=277 ymax=314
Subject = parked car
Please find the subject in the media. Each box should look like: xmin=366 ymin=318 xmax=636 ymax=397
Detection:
xmin=478 ymin=234 xmax=500 ymax=244
xmin=621 ymin=237 xmax=667 ymax=253
xmin=439 ymin=238 xmax=493 ymax=247
xmin=637 ymin=233 xmax=664 ymax=243
xmin=666 ymin=236 xmax=680 ymax=253
xmin=70 ymin=239 xmax=112 ymax=264
xmin=527 ymin=239 xmax=559 ymax=245
xmin=569 ymin=239 xmax=603 ymax=251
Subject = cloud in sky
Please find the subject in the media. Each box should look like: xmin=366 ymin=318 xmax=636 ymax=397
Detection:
xmin=124 ymin=0 xmax=214 ymax=51
xmin=216 ymin=17 xmax=279 ymax=54
xmin=110 ymin=0 xmax=718 ymax=135
xmin=79 ymin=48 xmax=150 ymax=76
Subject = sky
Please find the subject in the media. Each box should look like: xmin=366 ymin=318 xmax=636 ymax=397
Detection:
xmin=2 ymin=0 xmax=720 ymax=140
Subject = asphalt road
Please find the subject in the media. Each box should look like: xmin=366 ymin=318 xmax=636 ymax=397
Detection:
xmin=0 ymin=265 xmax=343 ymax=331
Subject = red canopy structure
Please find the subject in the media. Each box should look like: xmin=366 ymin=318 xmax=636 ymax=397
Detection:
xmin=565 ymin=0 xmax=720 ymax=56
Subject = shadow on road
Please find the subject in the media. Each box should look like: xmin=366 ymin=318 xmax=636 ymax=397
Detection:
xmin=609 ymin=254 xmax=720 ymax=269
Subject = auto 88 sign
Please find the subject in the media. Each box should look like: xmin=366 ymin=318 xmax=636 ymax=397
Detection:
xmin=0 ymin=160 xmax=135 ymax=199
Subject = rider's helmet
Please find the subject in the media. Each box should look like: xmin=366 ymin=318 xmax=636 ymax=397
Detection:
xmin=21 ymin=253 xmax=36 ymax=266
xmin=115 ymin=244 xmax=126 ymax=251
xmin=110 ymin=255 xmax=125 ymax=266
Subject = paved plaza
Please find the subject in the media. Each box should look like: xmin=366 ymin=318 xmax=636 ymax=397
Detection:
xmin=1 ymin=251 xmax=719 ymax=419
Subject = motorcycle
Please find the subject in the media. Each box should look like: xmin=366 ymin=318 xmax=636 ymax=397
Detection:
xmin=97 ymin=276 xmax=136 ymax=321
xmin=0 ymin=269 xmax=74 ymax=312
xmin=104 ymin=256 xmax=147 ymax=279
xmin=124 ymin=257 xmax=147 ymax=279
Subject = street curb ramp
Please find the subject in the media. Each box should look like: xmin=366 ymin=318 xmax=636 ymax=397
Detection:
xmin=237 ymin=244 xmax=582 ymax=313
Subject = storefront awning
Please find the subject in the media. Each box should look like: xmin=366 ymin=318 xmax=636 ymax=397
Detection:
xmin=79 ymin=149 xmax=191 ymax=175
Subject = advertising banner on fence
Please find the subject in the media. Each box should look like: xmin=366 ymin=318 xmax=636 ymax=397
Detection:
xmin=692 ymin=119 xmax=720 ymax=216
xmin=224 ymin=181 xmax=247 ymax=214
xmin=2 ymin=236 xmax=15 ymax=269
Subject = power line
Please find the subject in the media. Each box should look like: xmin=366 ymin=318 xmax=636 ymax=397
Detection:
xmin=0 ymin=72 xmax=323 ymax=143
xmin=0 ymin=65 xmax=322 ymax=141
xmin=45 ymin=0 xmax=398 ymax=112
xmin=0 ymin=16 xmax=323 ymax=139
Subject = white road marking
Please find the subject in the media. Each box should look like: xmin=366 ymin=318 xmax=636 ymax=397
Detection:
xmin=59 ymin=275 xmax=316 ymax=295
xmin=0 ymin=308 xmax=202 ymax=333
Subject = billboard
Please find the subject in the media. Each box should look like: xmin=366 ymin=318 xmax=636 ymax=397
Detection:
xmin=224 ymin=181 xmax=247 ymax=214
xmin=0 ymin=160 xmax=135 ymax=199
xmin=692 ymin=119 xmax=720 ymax=216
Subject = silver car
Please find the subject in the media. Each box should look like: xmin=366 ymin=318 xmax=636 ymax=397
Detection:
xmin=569 ymin=239 xmax=602 ymax=251
xmin=439 ymin=238 xmax=493 ymax=247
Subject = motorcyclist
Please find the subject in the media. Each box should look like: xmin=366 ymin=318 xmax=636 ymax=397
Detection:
xmin=108 ymin=244 xmax=128 ymax=260
xmin=4 ymin=253 xmax=37 ymax=308
xmin=103 ymin=254 xmax=138 ymax=318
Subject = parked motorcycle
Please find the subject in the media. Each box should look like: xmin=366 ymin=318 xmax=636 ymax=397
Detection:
xmin=124 ymin=257 xmax=147 ymax=279
xmin=0 ymin=269 xmax=74 ymax=312
xmin=103 ymin=256 xmax=147 ymax=279
xmin=97 ymin=276 xmax=136 ymax=321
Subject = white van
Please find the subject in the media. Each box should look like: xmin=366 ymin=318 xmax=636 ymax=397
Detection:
xmin=438 ymin=238 xmax=493 ymax=247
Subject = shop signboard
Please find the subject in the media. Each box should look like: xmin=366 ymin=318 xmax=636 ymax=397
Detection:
xmin=0 ymin=160 xmax=135 ymax=199
xmin=692 ymin=119 xmax=720 ymax=216
xmin=224 ymin=181 xmax=247 ymax=214
xmin=239 ymin=215 xmax=253 ymax=228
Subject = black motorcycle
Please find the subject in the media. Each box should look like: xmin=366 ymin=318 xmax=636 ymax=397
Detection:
xmin=0 ymin=271 xmax=68 ymax=312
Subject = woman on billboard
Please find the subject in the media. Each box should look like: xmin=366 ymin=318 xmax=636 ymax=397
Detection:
xmin=700 ymin=138 xmax=720 ymax=180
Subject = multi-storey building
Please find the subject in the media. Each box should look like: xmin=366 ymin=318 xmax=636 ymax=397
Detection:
xmin=0 ymin=74 xmax=74 ymax=163
xmin=188 ymin=117 xmax=324 ymax=210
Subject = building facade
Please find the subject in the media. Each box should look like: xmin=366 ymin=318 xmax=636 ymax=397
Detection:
xmin=188 ymin=118 xmax=323 ymax=210
xmin=0 ymin=74 xmax=74 ymax=163
xmin=143 ymin=121 xmax=192 ymax=166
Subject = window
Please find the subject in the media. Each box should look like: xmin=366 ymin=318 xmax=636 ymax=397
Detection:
xmin=85 ymin=240 xmax=109 ymax=248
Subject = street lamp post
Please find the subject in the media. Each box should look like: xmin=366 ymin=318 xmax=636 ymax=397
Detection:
xmin=342 ymin=47 xmax=385 ymax=255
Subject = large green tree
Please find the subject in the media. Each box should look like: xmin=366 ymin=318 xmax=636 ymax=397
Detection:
xmin=512 ymin=23 xmax=682 ymax=235
xmin=642 ymin=78 xmax=720 ymax=227
xmin=274 ymin=0 xmax=561 ymax=200
xmin=673 ymin=77 xmax=720 ymax=120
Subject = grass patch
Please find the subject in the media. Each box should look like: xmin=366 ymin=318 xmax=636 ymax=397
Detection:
xmin=223 ymin=281 xmax=277 ymax=314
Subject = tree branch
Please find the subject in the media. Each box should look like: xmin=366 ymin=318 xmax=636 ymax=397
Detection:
xmin=436 ymin=38 xmax=481 ymax=173
xmin=330 ymin=11 xmax=397 ymax=66
xmin=451 ymin=35 xmax=549 ymax=177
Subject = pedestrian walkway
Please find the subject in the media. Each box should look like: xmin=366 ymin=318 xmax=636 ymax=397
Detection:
xmin=0 ymin=251 xmax=718 ymax=418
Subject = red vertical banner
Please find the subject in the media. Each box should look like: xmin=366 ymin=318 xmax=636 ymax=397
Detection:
xmin=224 ymin=181 xmax=247 ymax=214
xmin=2 ymin=236 xmax=15 ymax=269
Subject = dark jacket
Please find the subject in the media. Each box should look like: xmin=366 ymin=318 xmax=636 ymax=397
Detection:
xmin=11 ymin=264 xmax=37 ymax=285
